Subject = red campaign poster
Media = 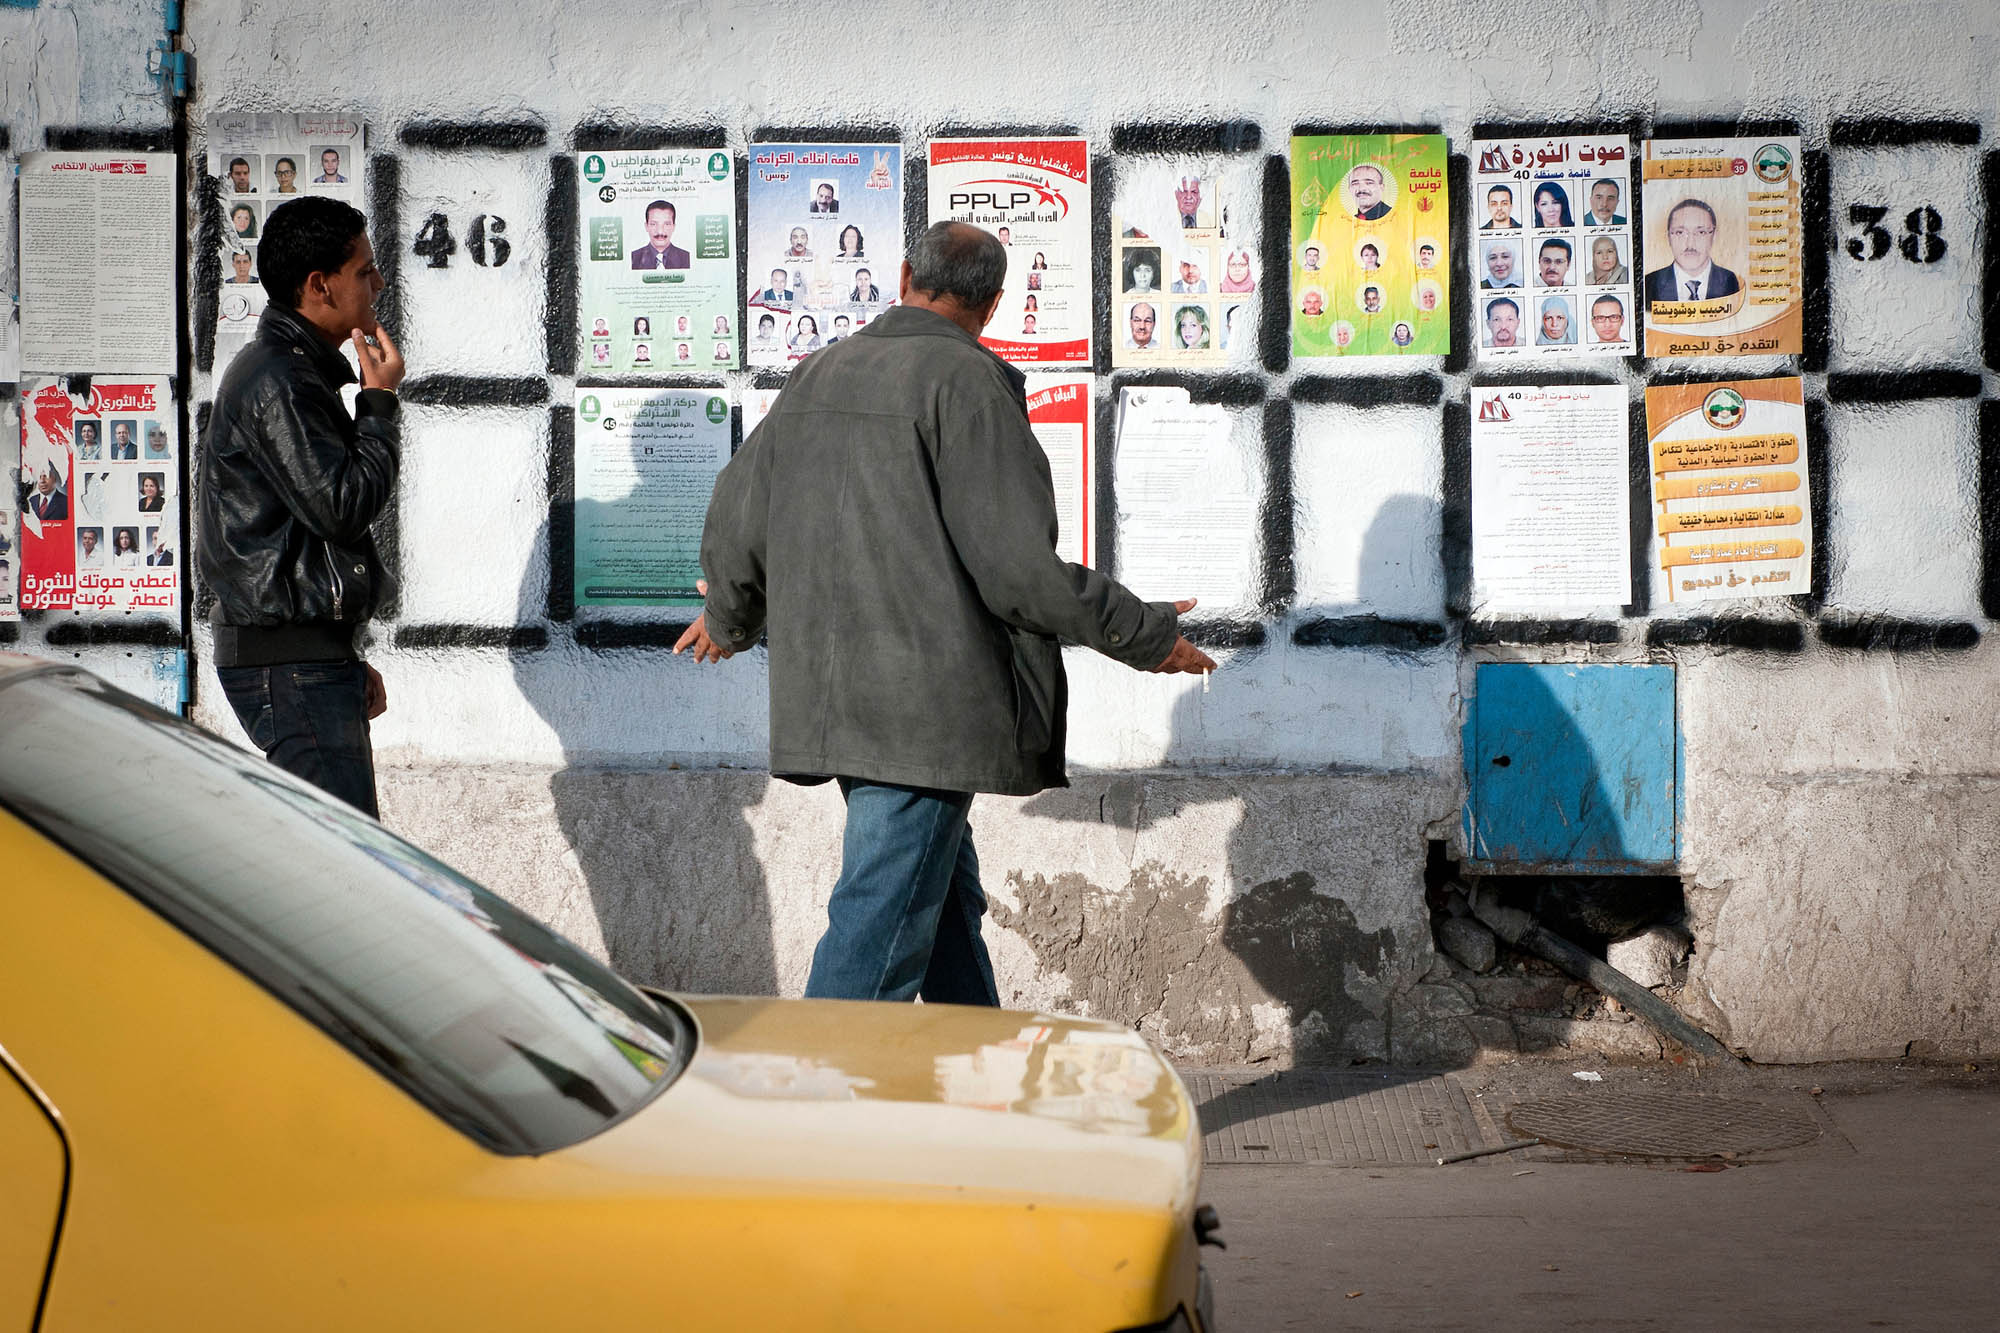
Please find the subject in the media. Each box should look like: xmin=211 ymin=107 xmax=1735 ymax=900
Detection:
xmin=1024 ymin=375 xmax=1094 ymax=568
xmin=20 ymin=377 xmax=180 ymax=615
xmin=928 ymin=138 xmax=1092 ymax=368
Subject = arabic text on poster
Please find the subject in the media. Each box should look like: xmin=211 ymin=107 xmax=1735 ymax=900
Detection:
xmin=1640 ymin=136 xmax=1803 ymax=358
xmin=1112 ymin=386 xmax=1258 ymax=613
xmin=1024 ymin=375 xmax=1094 ymax=567
xmin=572 ymin=388 xmax=731 ymax=608
xmin=1471 ymin=384 xmax=1631 ymax=610
xmin=579 ymin=151 xmax=739 ymax=374
xmin=19 ymin=153 xmax=176 ymax=374
xmin=745 ymin=143 xmax=902 ymax=369
xmin=1290 ymin=134 xmax=1449 ymax=358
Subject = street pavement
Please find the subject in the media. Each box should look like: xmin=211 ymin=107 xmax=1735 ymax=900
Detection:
xmin=1194 ymin=1062 xmax=2000 ymax=1331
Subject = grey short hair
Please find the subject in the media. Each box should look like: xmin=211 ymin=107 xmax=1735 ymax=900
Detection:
xmin=907 ymin=222 xmax=1006 ymax=308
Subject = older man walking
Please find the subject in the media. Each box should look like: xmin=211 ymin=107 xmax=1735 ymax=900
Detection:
xmin=678 ymin=221 xmax=1213 ymax=1005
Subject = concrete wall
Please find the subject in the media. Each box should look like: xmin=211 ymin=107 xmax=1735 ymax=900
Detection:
xmin=12 ymin=0 xmax=2000 ymax=1065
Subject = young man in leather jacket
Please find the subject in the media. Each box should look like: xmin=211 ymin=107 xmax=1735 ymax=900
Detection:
xmin=196 ymin=196 xmax=404 ymax=816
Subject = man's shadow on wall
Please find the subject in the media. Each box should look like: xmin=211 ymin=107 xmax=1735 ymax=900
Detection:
xmin=512 ymin=409 xmax=778 ymax=996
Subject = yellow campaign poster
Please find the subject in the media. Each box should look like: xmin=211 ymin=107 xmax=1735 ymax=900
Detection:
xmin=1645 ymin=376 xmax=1811 ymax=604
xmin=1290 ymin=133 xmax=1448 ymax=357
xmin=1639 ymin=137 xmax=1803 ymax=357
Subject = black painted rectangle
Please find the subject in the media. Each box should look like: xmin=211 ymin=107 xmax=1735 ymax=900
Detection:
xmin=1094 ymin=390 xmax=1119 ymax=583
xmin=392 ymin=624 xmax=549 ymax=651
xmin=927 ymin=123 xmax=1081 ymax=142
xmin=43 ymin=620 xmax=186 ymax=648
xmin=1109 ymin=371 xmax=1266 ymax=406
xmin=1443 ymin=153 xmax=1473 ymax=376
xmin=1185 ymin=620 xmax=1267 ymax=650
xmin=1647 ymin=117 xmax=1803 ymax=140
xmin=575 ymin=621 xmax=697 ymax=651
xmin=399 ymin=376 xmax=550 ymax=408
xmin=1804 ymin=397 xmax=1829 ymax=608
xmin=1261 ymin=399 xmax=1295 ymax=614
xmin=1293 ymin=616 xmax=1449 ymax=650
xmin=1258 ymin=153 xmax=1291 ymax=375
xmin=1468 ymin=118 xmax=1646 ymax=142
xmin=1111 ymin=121 xmax=1262 ymax=155
xmin=400 ymin=121 xmax=547 ymax=150
xmin=193 ymin=174 xmax=223 ymax=374
xmin=1826 ymin=370 xmax=1983 ymax=402
xmin=1292 ymin=122 xmax=1444 ymax=138
xmin=547 ymin=404 xmax=575 ymax=623
xmin=1829 ymin=118 xmax=1981 ymax=148
xmin=1442 ymin=398 xmax=1472 ymax=619
xmin=1464 ymin=619 xmax=1621 ymax=646
xmin=572 ymin=123 xmax=728 ymax=151
xmin=1817 ymin=616 xmax=1980 ymax=652
xmin=1982 ymin=401 xmax=2000 ymax=620
xmin=1092 ymin=152 xmax=1114 ymax=375
xmin=1626 ymin=392 xmax=1651 ymax=617
xmin=545 ymin=153 xmax=579 ymax=377
xmin=1986 ymin=151 xmax=2000 ymax=373
xmin=45 ymin=127 xmax=171 ymax=152
xmin=753 ymin=124 xmax=902 ymax=144
xmin=1468 ymin=368 xmax=1622 ymax=389
xmin=1801 ymin=148 xmax=1831 ymax=373
xmin=1644 ymin=618 xmax=1805 ymax=652
xmin=369 ymin=155 xmax=403 ymax=344
xmin=573 ymin=375 xmax=726 ymax=391
xmin=1291 ymin=373 xmax=1444 ymax=407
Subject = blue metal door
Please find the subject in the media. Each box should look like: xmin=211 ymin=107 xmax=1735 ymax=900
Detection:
xmin=1463 ymin=663 xmax=1679 ymax=872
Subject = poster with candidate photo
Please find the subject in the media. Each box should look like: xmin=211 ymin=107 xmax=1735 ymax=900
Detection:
xmin=18 ymin=376 xmax=179 ymax=616
xmin=1640 ymin=137 xmax=1802 ymax=357
xmin=572 ymin=388 xmax=730 ymax=609
xmin=207 ymin=112 xmax=367 ymax=377
xmin=1646 ymin=376 xmax=1811 ymax=604
xmin=1111 ymin=160 xmax=1259 ymax=369
xmin=1290 ymin=133 xmax=1449 ymax=358
xmin=928 ymin=138 xmax=1092 ymax=367
xmin=579 ymin=150 xmax=739 ymax=375
xmin=1471 ymin=135 xmax=1635 ymax=361
xmin=18 ymin=152 xmax=176 ymax=375
xmin=746 ymin=143 xmax=902 ymax=370
xmin=0 ymin=402 xmax=17 ymax=622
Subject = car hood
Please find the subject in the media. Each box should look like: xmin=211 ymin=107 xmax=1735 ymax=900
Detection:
xmin=557 ymin=996 xmax=1201 ymax=1211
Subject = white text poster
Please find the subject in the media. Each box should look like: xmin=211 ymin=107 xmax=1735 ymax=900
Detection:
xmin=1112 ymin=386 xmax=1257 ymax=613
xmin=572 ymin=388 xmax=730 ymax=608
xmin=1471 ymin=384 xmax=1631 ymax=610
xmin=19 ymin=153 xmax=176 ymax=374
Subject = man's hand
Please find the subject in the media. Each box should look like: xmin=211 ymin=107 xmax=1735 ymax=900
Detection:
xmin=352 ymin=324 xmax=406 ymax=393
xmin=673 ymin=579 xmax=737 ymax=664
xmin=1150 ymin=597 xmax=1218 ymax=674
xmin=363 ymin=662 xmax=388 ymax=719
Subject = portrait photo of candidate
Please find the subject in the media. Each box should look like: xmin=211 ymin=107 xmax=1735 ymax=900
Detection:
xmin=1343 ymin=162 xmax=1394 ymax=221
xmin=225 ymin=247 xmax=257 ymax=285
xmin=1358 ymin=284 xmax=1384 ymax=315
xmin=137 ymin=473 xmax=167 ymax=512
xmin=1587 ymin=293 xmax=1629 ymax=344
xmin=1331 ymin=321 xmax=1355 ymax=349
xmin=1026 ymin=270 xmax=1042 ymax=290
xmin=1173 ymin=304 xmax=1210 ymax=351
xmin=109 ymin=420 xmax=140 ymax=459
xmin=111 ymin=526 xmax=140 ymax=568
xmin=996 ymin=226 xmax=1011 ymax=246
xmin=626 ymin=316 xmax=645 ymax=336
xmin=1357 ymin=241 xmax=1383 ymax=272
xmin=1222 ymin=303 xmax=1241 ymax=349
xmin=828 ymin=314 xmax=852 ymax=342
xmin=227 ymin=155 xmax=259 ymax=194
xmin=270 ymin=156 xmax=299 ymax=194
xmin=1124 ymin=300 xmax=1161 ymax=349
xmin=850 ymin=267 xmax=881 ymax=303
xmin=808 ymin=179 xmax=840 ymax=213
xmin=144 ymin=423 xmax=170 ymax=460
xmin=1531 ymin=181 xmax=1575 ymax=230
xmin=837 ymin=224 xmax=865 ymax=259
xmin=145 ymin=526 xmax=174 ymax=566
xmin=76 ymin=527 xmax=104 ymax=565
xmin=1536 ymin=237 xmax=1573 ymax=288
xmin=1416 ymin=242 xmax=1438 ymax=271
xmin=1171 ymin=253 xmax=1207 ymax=294
xmin=1031 ymin=251 xmax=1048 ymax=270
xmin=27 ymin=460 xmax=67 ymax=521
xmin=591 ymin=341 xmax=611 ymax=365
xmin=1586 ymin=178 xmax=1627 ymax=227
xmin=753 ymin=312 xmax=779 ymax=344
xmin=674 ymin=315 xmax=690 ymax=336
xmin=784 ymin=226 xmax=814 ymax=260
xmin=713 ymin=340 xmax=731 ymax=361
xmin=788 ymin=316 xmax=821 ymax=353
xmin=1298 ymin=288 xmax=1326 ymax=317
xmin=1646 ymin=198 xmax=1740 ymax=303
xmin=1023 ymin=294 xmax=1038 ymax=314
xmin=230 ymin=202 xmax=259 ymax=240
xmin=1299 ymin=242 xmax=1324 ymax=272
xmin=1392 ymin=321 xmax=1415 ymax=347
xmin=758 ymin=267 xmax=795 ymax=305
xmin=713 ymin=314 xmax=731 ymax=336
xmin=1122 ymin=246 xmax=1163 ymax=294
xmin=1219 ymin=248 xmax=1256 ymax=293
xmin=631 ymin=199 xmax=692 ymax=270
xmin=1536 ymin=296 xmax=1575 ymax=345
xmin=1021 ymin=313 xmax=1038 ymax=335
xmin=1481 ymin=240 xmax=1522 ymax=288
xmin=1483 ymin=294 xmax=1523 ymax=347
xmin=1585 ymin=235 xmax=1630 ymax=286
xmin=1414 ymin=281 xmax=1443 ymax=312
xmin=312 ymin=147 xmax=347 ymax=184
xmin=1480 ymin=183 xmax=1520 ymax=230
xmin=75 ymin=420 xmax=102 ymax=460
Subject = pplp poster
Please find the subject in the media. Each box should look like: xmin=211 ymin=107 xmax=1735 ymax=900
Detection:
xmin=928 ymin=138 xmax=1091 ymax=367
xmin=1290 ymin=133 xmax=1448 ymax=357
xmin=1023 ymin=375 xmax=1093 ymax=568
xmin=19 ymin=376 xmax=180 ymax=615
xmin=1646 ymin=376 xmax=1810 ymax=603
xmin=572 ymin=388 xmax=730 ymax=608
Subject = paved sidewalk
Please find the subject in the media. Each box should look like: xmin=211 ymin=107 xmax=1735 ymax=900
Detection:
xmin=1190 ymin=1061 xmax=2000 ymax=1331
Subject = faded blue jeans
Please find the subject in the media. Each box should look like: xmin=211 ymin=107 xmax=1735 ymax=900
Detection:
xmin=217 ymin=660 xmax=379 ymax=818
xmin=803 ymin=779 xmax=1001 ymax=1005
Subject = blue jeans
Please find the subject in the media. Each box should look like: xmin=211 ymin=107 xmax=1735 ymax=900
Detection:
xmin=804 ymin=779 xmax=1001 ymax=1006
xmin=217 ymin=660 xmax=379 ymax=818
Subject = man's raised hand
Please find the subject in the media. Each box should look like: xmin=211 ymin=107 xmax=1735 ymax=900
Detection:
xmin=1150 ymin=597 xmax=1217 ymax=674
xmin=352 ymin=324 xmax=405 ymax=393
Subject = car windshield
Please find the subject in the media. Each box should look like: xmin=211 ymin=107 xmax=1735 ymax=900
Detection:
xmin=0 ymin=666 xmax=692 ymax=1155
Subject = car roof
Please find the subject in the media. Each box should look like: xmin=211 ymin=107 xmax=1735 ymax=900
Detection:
xmin=0 ymin=652 xmax=79 ymax=688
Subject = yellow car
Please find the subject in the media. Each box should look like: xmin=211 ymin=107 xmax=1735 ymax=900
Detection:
xmin=0 ymin=655 xmax=1217 ymax=1330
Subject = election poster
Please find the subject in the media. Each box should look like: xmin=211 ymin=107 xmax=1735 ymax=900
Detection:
xmin=746 ymin=143 xmax=902 ymax=369
xmin=1471 ymin=384 xmax=1631 ymax=610
xmin=1646 ymin=376 xmax=1811 ymax=603
xmin=572 ymin=388 xmax=730 ymax=608
xmin=1290 ymin=133 xmax=1448 ymax=358
xmin=1640 ymin=136 xmax=1802 ymax=357
xmin=1471 ymin=134 xmax=1636 ymax=361
xmin=928 ymin=138 xmax=1092 ymax=367
xmin=1112 ymin=161 xmax=1257 ymax=368
xmin=1024 ymin=375 xmax=1093 ymax=567
xmin=0 ymin=403 xmax=17 ymax=622
xmin=207 ymin=112 xmax=367 ymax=376
xmin=1111 ymin=386 xmax=1259 ymax=614
xmin=18 ymin=376 xmax=180 ymax=616
xmin=579 ymin=151 xmax=739 ymax=374
xmin=18 ymin=152 xmax=176 ymax=374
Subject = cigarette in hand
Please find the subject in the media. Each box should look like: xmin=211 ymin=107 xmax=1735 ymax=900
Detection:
xmin=1203 ymin=669 xmax=1211 ymax=694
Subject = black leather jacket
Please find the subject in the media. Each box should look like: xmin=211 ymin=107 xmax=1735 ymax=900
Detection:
xmin=197 ymin=303 xmax=400 ymax=632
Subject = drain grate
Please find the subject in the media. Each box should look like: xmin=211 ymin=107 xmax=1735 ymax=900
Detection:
xmin=1506 ymin=1091 xmax=1822 ymax=1159
xmin=1181 ymin=1069 xmax=1482 ymax=1165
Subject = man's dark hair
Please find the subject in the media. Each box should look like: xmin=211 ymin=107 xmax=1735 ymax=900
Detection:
xmin=1539 ymin=237 xmax=1572 ymax=258
xmin=1592 ymin=294 xmax=1624 ymax=313
xmin=1489 ymin=184 xmax=1512 ymax=200
xmin=646 ymin=199 xmax=676 ymax=221
xmin=1668 ymin=198 xmax=1718 ymax=231
xmin=907 ymin=222 xmax=1005 ymax=308
xmin=229 ymin=156 xmax=249 ymax=170
xmin=259 ymin=196 xmax=369 ymax=307
xmin=1487 ymin=297 xmax=1520 ymax=318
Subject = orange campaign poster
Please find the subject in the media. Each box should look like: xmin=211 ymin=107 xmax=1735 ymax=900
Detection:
xmin=1645 ymin=376 xmax=1811 ymax=603
xmin=928 ymin=138 xmax=1091 ymax=367
xmin=1639 ymin=137 xmax=1803 ymax=357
